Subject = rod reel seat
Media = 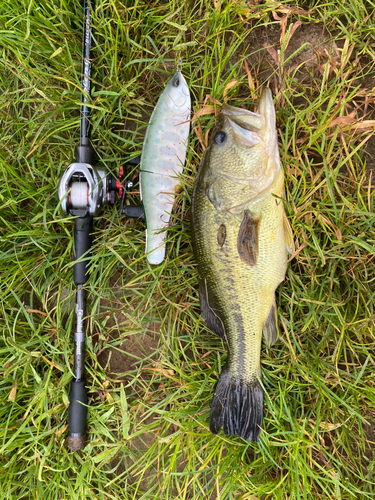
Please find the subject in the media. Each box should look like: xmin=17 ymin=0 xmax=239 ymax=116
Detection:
xmin=119 ymin=155 xmax=145 ymax=221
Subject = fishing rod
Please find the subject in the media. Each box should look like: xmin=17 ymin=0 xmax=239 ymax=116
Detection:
xmin=58 ymin=0 xmax=133 ymax=451
xmin=57 ymin=0 xmax=188 ymax=451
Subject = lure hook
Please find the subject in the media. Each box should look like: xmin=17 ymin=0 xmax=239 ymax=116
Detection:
xmin=177 ymin=57 xmax=183 ymax=72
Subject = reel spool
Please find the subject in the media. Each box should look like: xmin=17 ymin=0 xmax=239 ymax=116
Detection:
xmin=70 ymin=182 xmax=88 ymax=209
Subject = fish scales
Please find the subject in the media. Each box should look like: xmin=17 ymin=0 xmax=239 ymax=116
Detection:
xmin=191 ymin=89 xmax=292 ymax=441
xmin=140 ymin=70 xmax=190 ymax=265
xmin=193 ymin=171 xmax=286 ymax=374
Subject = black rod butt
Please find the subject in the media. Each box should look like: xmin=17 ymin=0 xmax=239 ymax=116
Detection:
xmin=67 ymin=379 xmax=88 ymax=450
xmin=66 ymin=435 xmax=86 ymax=451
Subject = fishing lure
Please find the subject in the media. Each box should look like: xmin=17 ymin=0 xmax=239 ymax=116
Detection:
xmin=140 ymin=69 xmax=191 ymax=265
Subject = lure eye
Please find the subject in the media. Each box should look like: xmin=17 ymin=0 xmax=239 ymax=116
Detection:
xmin=173 ymin=77 xmax=180 ymax=87
xmin=214 ymin=131 xmax=226 ymax=145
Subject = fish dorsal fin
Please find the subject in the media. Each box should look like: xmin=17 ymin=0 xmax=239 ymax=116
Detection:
xmin=237 ymin=210 xmax=261 ymax=266
xmin=198 ymin=278 xmax=227 ymax=341
xmin=263 ymin=300 xmax=279 ymax=348
xmin=283 ymin=214 xmax=295 ymax=255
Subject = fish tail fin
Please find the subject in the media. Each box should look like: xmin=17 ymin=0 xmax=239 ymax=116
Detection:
xmin=209 ymin=366 xmax=263 ymax=442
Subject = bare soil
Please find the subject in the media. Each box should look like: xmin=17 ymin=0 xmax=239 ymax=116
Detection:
xmin=245 ymin=21 xmax=339 ymax=86
xmin=97 ymin=327 xmax=159 ymax=376
xmin=95 ymin=283 xmax=160 ymax=378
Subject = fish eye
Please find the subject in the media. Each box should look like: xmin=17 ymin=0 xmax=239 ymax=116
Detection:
xmin=173 ymin=77 xmax=180 ymax=87
xmin=214 ymin=131 xmax=226 ymax=145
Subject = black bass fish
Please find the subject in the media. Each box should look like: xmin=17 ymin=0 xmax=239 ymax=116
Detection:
xmin=191 ymin=89 xmax=293 ymax=441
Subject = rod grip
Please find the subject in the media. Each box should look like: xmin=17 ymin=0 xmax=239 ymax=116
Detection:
xmin=122 ymin=204 xmax=145 ymax=220
xmin=73 ymin=217 xmax=93 ymax=285
xmin=67 ymin=379 xmax=87 ymax=450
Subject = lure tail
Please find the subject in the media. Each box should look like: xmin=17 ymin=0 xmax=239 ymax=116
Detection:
xmin=209 ymin=366 xmax=263 ymax=442
xmin=141 ymin=174 xmax=178 ymax=265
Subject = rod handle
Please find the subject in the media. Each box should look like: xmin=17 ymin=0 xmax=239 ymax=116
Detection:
xmin=122 ymin=204 xmax=145 ymax=220
xmin=73 ymin=217 xmax=93 ymax=285
xmin=66 ymin=379 xmax=87 ymax=451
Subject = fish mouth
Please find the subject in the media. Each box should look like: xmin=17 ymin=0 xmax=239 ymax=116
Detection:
xmin=225 ymin=117 xmax=263 ymax=148
xmin=222 ymin=105 xmax=265 ymax=132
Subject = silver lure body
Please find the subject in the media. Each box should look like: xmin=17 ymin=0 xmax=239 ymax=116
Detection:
xmin=140 ymin=70 xmax=191 ymax=265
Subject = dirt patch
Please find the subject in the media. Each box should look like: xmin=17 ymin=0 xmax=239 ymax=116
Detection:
xmin=96 ymin=291 xmax=163 ymax=494
xmin=110 ymin=414 xmax=221 ymax=499
xmin=285 ymin=23 xmax=338 ymax=71
xmin=245 ymin=21 xmax=339 ymax=84
xmin=97 ymin=327 xmax=159 ymax=377
xmin=95 ymin=284 xmax=161 ymax=379
xmin=363 ymin=417 xmax=375 ymax=462
xmin=110 ymin=413 xmax=159 ymax=494
xmin=364 ymin=135 xmax=375 ymax=172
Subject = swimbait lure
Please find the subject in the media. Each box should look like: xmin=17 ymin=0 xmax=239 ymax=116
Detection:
xmin=140 ymin=70 xmax=191 ymax=265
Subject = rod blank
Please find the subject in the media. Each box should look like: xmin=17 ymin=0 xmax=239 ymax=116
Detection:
xmin=80 ymin=0 xmax=93 ymax=145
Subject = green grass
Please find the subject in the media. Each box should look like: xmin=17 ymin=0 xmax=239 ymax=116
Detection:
xmin=1 ymin=0 xmax=375 ymax=498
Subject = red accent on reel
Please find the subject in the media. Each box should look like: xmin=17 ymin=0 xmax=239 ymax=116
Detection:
xmin=116 ymin=166 xmax=124 ymax=198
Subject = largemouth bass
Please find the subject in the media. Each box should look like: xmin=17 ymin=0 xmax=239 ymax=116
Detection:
xmin=191 ymin=89 xmax=293 ymax=441
xmin=140 ymin=70 xmax=191 ymax=265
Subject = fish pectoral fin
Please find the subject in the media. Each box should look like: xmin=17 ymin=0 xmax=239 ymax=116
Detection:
xmin=198 ymin=278 xmax=227 ymax=341
xmin=262 ymin=301 xmax=279 ymax=348
xmin=237 ymin=209 xmax=261 ymax=266
xmin=283 ymin=214 xmax=295 ymax=255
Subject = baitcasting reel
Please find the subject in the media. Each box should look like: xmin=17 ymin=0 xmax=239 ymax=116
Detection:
xmin=57 ymin=154 xmax=145 ymax=221
xmin=58 ymin=160 xmax=132 ymax=217
xmin=59 ymin=162 xmax=112 ymax=216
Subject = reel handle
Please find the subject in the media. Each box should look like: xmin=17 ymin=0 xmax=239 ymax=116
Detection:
xmin=119 ymin=156 xmax=145 ymax=220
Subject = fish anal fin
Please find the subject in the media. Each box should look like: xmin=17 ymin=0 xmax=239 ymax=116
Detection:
xmin=198 ymin=278 xmax=226 ymax=340
xmin=237 ymin=209 xmax=261 ymax=266
xmin=262 ymin=301 xmax=279 ymax=348
xmin=283 ymin=214 xmax=295 ymax=255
